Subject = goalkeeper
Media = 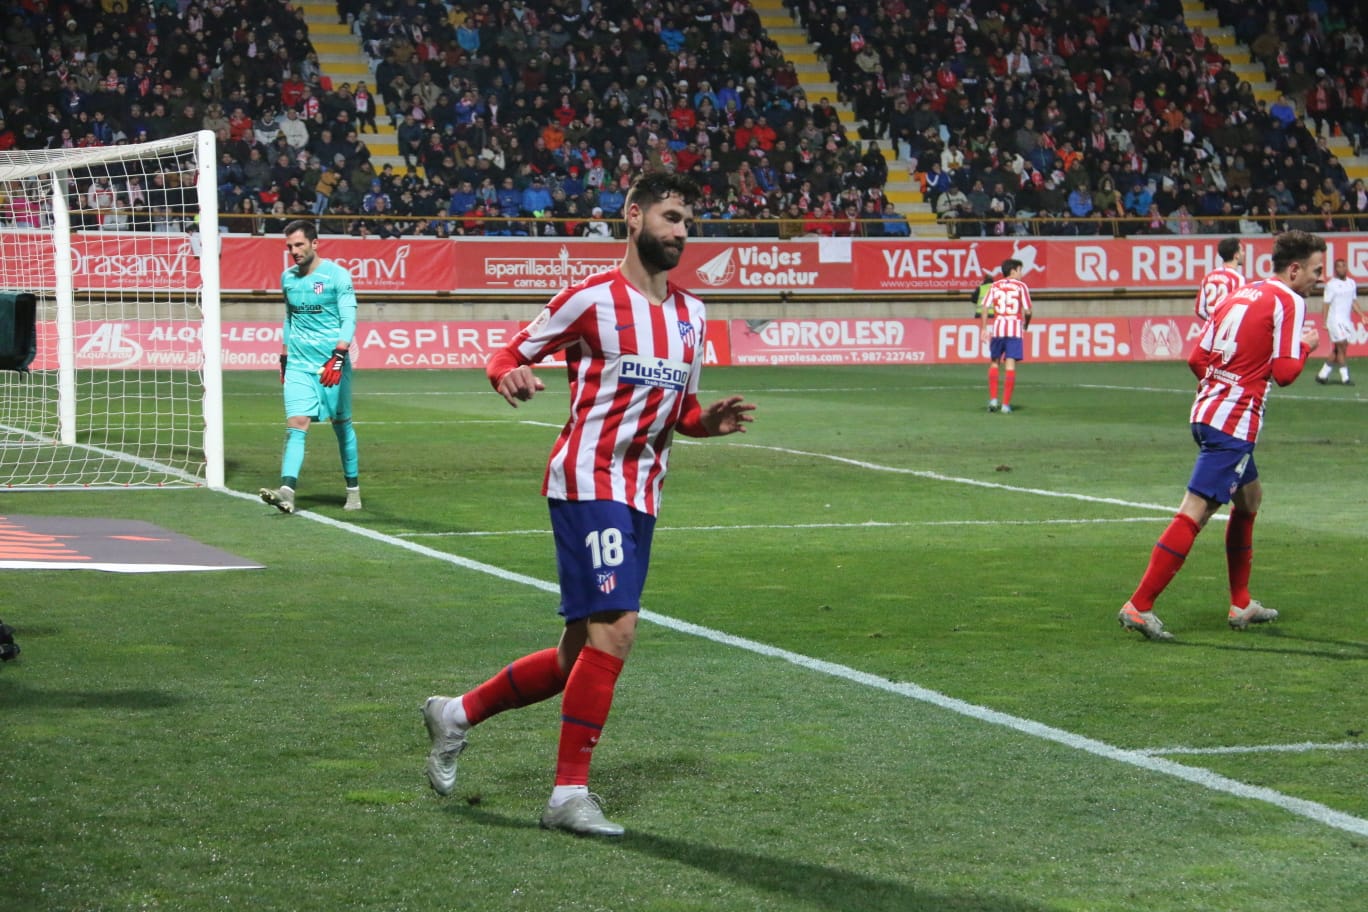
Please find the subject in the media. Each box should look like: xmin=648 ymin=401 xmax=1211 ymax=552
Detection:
xmin=259 ymin=219 xmax=362 ymax=514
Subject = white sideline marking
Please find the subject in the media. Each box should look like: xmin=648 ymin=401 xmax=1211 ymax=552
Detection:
xmin=1138 ymin=741 xmax=1368 ymax=757
xmin=223 ymin=486 xmax=1368 ymax=838
xmin=519 ymin=421 xmax=1197 ymax=518
xmin=1079 ymin=382 xmax=1367 ymax=404
xmin=396 ymin=516 xmax=1167 ymax=539
xmin=725 ymin=441 xmax=1185 ymax=514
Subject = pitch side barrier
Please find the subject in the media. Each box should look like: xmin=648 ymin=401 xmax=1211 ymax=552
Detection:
xmin=12 ymin=232 xmax=1364 ymax=296
xmin=8 ymin=233 xmax=1365 ymax=369
xmin=210 ymin=234 xmax=1368 ymax=296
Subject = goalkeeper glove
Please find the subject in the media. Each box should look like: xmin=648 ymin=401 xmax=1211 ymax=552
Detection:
xmin=318 ymin=347 xmax=347 ymax=387
xmin=278 ymin=354 xmax=287 ymax=384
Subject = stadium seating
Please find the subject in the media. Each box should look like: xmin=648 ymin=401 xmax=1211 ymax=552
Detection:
xmin=1 ymin=0 xmax=1363 ymax=238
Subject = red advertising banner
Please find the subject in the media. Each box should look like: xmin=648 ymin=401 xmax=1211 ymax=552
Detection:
xmin=225 ymin=234 xmax=1368 ymax=295
xmin=735 ymin=315 xmax=1363 ymax=366
xmin=6 ymin=231 xmax=1368 ymax=296
xmin=20 ymin=316 xmax=1364 ymax=371
xmin=0 ymin=231 xmax=202 ymax=290
xmin=730 ymin=317 xmax=935 ymax=366
xmin=444 ymin=237 xmax=854 ymax=294
xmin=25 ymin=318 xmax=734 ymax=371
xmin=219 ymin=236 xmax=459 ymax=293
xmin=852 ymin=236 xmax=1368 ymax=293
xmin=929 ymin=316 xmax=1205 ymax=365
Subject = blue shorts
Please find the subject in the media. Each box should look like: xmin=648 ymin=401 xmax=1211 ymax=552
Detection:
xmin=1186 ymin=423 xmax=1258 ymax=504
xmin=549 ymin=499 xmax=655 ymax=622
xmin=283 ymin=366 xmax=351 ymax=422
xmin=990 ymin=337 xmax=1024 ymax=362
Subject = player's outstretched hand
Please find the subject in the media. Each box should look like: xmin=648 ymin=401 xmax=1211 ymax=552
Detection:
xmin=701 ymin=395 xmax=757 ymax=436
xmin=278 ymin=354 xmax=287 ymax=384
xmin=319 ymin=347 xmax=347 ymax=387
xmin=496 ymin=365 xmax=545 ymax=407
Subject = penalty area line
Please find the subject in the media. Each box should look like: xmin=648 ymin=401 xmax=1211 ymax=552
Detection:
xmin=220 ymin=484 xmax=1368 ymax=838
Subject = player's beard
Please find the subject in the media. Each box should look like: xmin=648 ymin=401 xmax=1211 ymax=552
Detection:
xmin=637 ymin=231 xmax=683 ymax=272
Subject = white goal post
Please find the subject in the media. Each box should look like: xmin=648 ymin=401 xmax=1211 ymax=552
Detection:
xmin=0 ymin=130 xmax=222 ymax=490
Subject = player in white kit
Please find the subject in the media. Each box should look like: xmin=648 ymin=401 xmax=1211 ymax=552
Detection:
xmin=1316 ymin=258 xmax=1362 ymax=385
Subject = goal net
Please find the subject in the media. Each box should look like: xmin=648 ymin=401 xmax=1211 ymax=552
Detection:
xmin=0 ymin=130 xmax=222 ymax=490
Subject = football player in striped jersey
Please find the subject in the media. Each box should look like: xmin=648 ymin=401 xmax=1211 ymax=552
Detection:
xmin=1194 ymin=237 xmax=1246 ymax=322
xmin=1119 ymin=230 xmax=1323 ymax=641
xmin=421 ymin=173 xmax=755 ymax=835
xmin=980 ymin=258 xmax=1033 ymax=413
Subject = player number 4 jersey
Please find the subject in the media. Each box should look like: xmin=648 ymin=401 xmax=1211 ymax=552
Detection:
xmin=1189 ymin=278 xmax=1306 ymax=442
xmin=508 ymin=268 xmax=707 ymax=516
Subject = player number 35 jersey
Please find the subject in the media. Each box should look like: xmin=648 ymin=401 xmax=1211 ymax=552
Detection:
xmin=984 ymin=277 xmax=1032 ymax=338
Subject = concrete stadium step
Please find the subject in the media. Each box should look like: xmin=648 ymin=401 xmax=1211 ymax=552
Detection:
xmin=309 ymin=22 xmax=352 ymax=37
xmin=766 ymin=26 xmax=809 ymax=43
xmin=296 ymin=0 xmax=404 ymax=171
xmin=316 ymin=57 xmax=373 ymax=79
xmin=1222 ymin=47 xmax=1253 ymax=67
xmin=313 ymin=34 xmax=362 ymax=53
xmin=884 ymin=189 xmax=924 ymax=206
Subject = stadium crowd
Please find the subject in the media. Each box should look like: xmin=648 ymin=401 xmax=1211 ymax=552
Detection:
xmin=0 ymin=0 xmax=1363 ymax=239
xmin=787 ymin=0 xmax=1367 ymax=236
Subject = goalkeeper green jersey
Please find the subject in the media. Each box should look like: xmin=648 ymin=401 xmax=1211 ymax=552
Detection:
xmin=280 ymin=259 xmax=357 ymax=370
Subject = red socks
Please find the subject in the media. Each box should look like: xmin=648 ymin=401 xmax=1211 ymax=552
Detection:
xmin=461 ymin=647 xmax=566 ymax=726
xmin=1003 ymin=369 xmax=1016 ymax=406
xmin=460 ymin=644 xmax=628 ymax=786
xmin=555 ymin=646 xmax=624 ymax=787
xmin=1129 ymin=512 xmax=1202 ymax=610
xmin=1226 ymin=509 xmax=1256 ymax=609
xmin=988 ymin=363 xmax=999 ymax=400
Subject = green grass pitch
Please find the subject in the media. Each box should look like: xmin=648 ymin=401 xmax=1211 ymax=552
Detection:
xmin=3 ymin=362 xmax=1366 ymax=911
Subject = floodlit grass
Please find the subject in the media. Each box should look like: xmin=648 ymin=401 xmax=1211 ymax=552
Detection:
xmin=3 ymin=363 xmax=1367 ymax=912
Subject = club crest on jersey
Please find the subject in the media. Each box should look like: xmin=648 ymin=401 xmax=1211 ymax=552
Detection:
xmin=677 ymin=321 xmax=696 ymax=347
xmin=313 ymin=281 xmax=325 ymax=294
xmin=619 ymin=354 xmax=688 ymax=390
xmin=596 ymin=571 xmax=616 ymax=595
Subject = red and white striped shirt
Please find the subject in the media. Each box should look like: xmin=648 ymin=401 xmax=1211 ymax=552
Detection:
xmin=984 ymin=277 xmax=1032 ymax=338
xmin=1189 ymin=278 xmax=1306 ymax=442
xmin=1194 ymin=265 xmax=1245 ymax=321
xmin=505 ymin=268 xmax=706 ymax=516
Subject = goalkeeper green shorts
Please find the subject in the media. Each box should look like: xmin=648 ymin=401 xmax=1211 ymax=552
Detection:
xmin=283 ymin=366 xmax=351 ymax=422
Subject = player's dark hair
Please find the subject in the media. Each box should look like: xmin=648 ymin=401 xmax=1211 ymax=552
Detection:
xmin=626 ymin=171 xmax=701 ymax=211
xmin=1217 ymin=237 xmax=1241 ymax=262
xmin=283 ymin=219 xmax=317 ymax=240
xmin=1270 ymin=229 xmax=1326 ymax=273
xmin=1000 ymin=258 xmax=1022 ymax=276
